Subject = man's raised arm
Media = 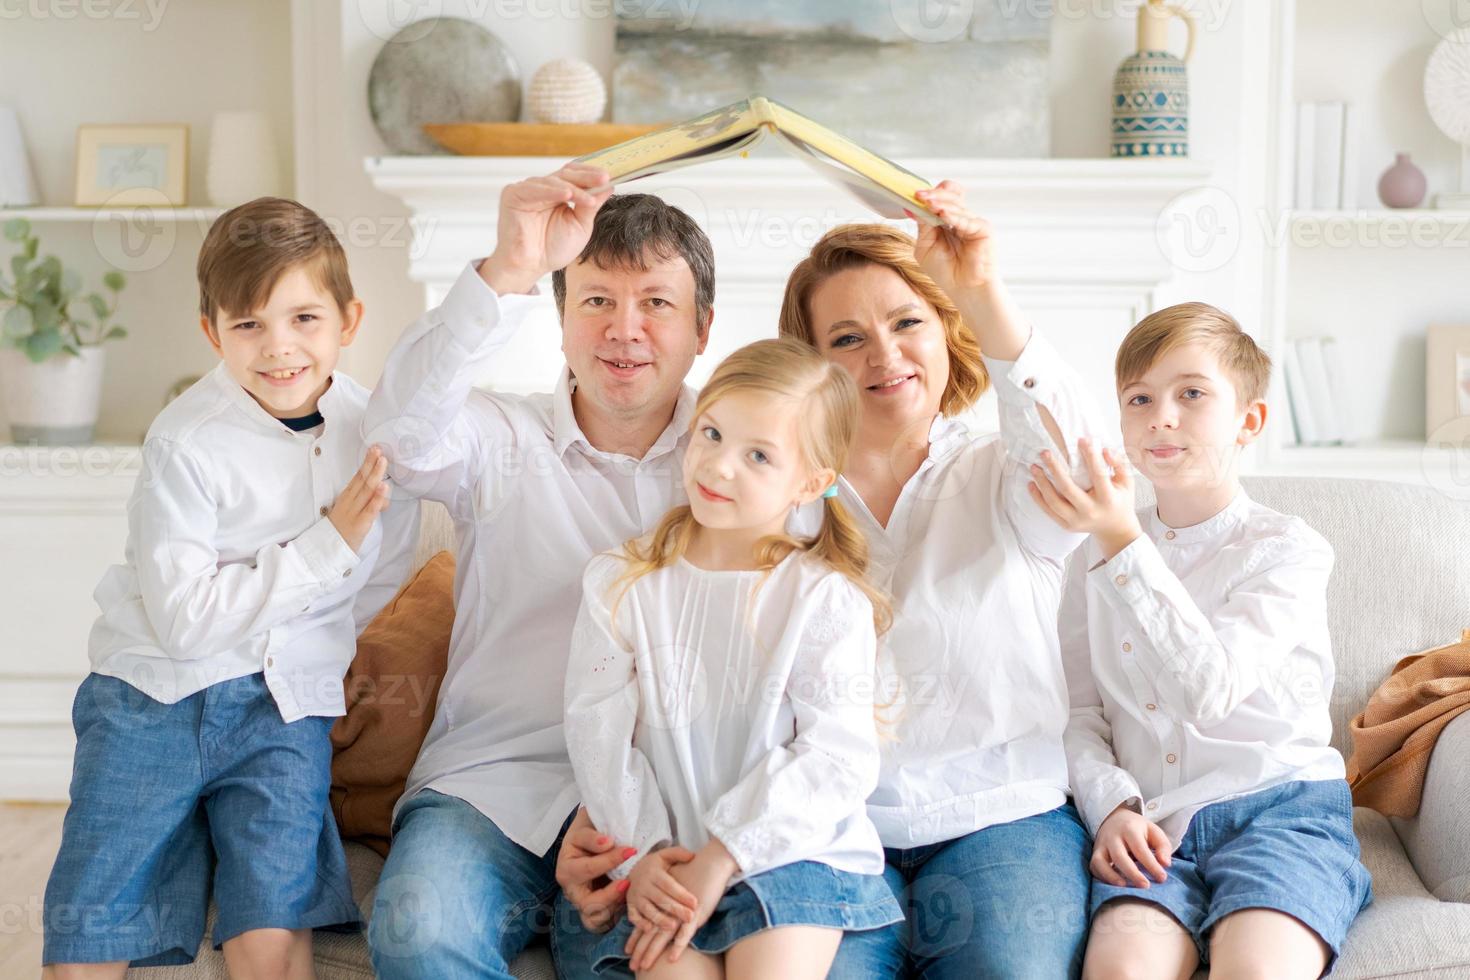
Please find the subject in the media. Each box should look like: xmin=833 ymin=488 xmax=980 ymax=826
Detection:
xmin=363 ymin=165 xmax=613 ymax=515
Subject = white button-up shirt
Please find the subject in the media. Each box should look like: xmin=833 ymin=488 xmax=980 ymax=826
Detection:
xmin=364 ymin=263 xmax=697 ymax=857
xmin=88 ymin=363 xmax=418 ymax=722
xmin=1060 ymin=490 xmax=1346 ymax=846
xmin=566 ymin=551 xmax=886 ymax=881
xmin=793 ymin=332 xmax=1108 ymax=849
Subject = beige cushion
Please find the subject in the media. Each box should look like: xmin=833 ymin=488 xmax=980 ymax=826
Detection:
xmin=331 ymin=550 xmax=456 ymax=858
xmin=1391 ymin=711 xmax=1470 ymax=904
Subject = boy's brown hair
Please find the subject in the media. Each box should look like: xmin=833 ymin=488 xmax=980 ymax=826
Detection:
xmin=197 ymin=197 xmax=353 ymax=324
xmin=1116 ymin=302 xmax=1271 ymax=404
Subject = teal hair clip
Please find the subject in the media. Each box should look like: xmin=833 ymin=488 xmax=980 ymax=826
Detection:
xmin=821 ymin=483 xmax=839 ymax=499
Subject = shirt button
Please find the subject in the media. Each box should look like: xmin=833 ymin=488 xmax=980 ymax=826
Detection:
xmin=1166 ymin=753 xmax=1177 ymax=764
xmin=1146 ymin=703 xmax=1157 ymax=711
xmin=1147 ymin=801 xmax=1159 ymax=811
xmin=1165 ymin=530 xmax=1176 ymax=540
xmin=266 ymin=656 xmax=274 ymax=668
xmin=1122 ymin=642 xmax=1132 ymax=653
xmin=1114 ymin=574 xmax=1128 ymax=586
xmin=319 ymin=506 xmax=329 ymax=517
xmin=313 ymin=446 xmax=321 ymax=457
xmin=1022 ymin=378 xmax=1036 ymax=389
xmin=343 ymin=568 xmax=352 ymax=578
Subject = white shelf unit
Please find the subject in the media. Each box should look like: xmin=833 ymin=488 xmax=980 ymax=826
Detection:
xmin=1257 ymin=0 xmax=1470 ymax=486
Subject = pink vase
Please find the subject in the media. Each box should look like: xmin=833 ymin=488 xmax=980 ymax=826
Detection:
xmin=1377 ymin=152 xmax=1427 ymax=209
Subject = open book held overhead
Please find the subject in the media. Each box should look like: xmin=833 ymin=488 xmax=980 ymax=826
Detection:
xmin=576 ymin=96 xmax=944 ymax=226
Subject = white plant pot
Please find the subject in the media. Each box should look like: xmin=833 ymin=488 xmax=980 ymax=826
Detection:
xmin=0 ymin=346 xmax=106 ymax=444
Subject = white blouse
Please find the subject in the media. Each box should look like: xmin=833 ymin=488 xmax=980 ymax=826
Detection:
xmin=1060 ymin=490 xmax=1346 ymax=847
xmin=790 ymin=332 xmax=1109 ymax=849
xmin=565 ymin=550 xmax=886 ymax=880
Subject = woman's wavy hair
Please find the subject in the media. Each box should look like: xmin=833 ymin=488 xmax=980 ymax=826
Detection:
xmin=777 ymin=223 xmax=989 ymax=416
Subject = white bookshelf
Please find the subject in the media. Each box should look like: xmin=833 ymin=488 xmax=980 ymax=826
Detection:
xmin=1256 ymin=0 xmax=1470 ymax=486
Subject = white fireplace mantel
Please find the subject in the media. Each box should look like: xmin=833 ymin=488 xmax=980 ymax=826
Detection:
xmin=366 ymin=154 xmax=1213 ymax=404
xmin=368 ymin=155 xmax=1213 ymax=294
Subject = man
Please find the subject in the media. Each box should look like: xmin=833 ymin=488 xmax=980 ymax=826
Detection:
xmin=364 ymin=164 xmax=712 ymax=978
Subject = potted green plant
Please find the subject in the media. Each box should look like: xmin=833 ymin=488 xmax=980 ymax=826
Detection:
xmin=0 ymin=218 xmax=127 ymax=444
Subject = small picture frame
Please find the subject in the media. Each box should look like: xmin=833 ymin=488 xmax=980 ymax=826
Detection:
xmin=74 ymin=124 xmax=188 ymax=206
xmin=1426 ymin=324 xmax=1470 ymax=437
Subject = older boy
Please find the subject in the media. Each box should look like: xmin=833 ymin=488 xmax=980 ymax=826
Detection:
xmin=42 ymin=198 xmax=416 ymax=978
xmin=1030 ymin=303 xmax=1371 ymax=979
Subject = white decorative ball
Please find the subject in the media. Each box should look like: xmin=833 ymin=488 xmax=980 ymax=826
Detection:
xmin=528 ymin=58 xmax=607 ymax=125
xmin=1425 ymin=27 xmax=1470 ymax=145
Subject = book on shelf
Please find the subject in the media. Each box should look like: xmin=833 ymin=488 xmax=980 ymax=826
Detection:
xmin=575 ymin=96 xmax=942 ymax=225
xmin=1295 ymin=337 xmax=1340 ymax=444
xmin=1281 ymin=340 xmax=1318 ymax=445
xmin=1294 ymin=103 xmax=1316 ymax=212
xmin=1312 ymin=103 xmax=1344 ymax=211
xmin=1294 ymin=101 xmax=1356 ymax=210
xmin=1318 ymin=336 xmax=1356 ymax=442
xmin=1339 ymin=105 xmax=1359 ymax=209
xmin=1283 ymin=336 xmax=1354 ymax=446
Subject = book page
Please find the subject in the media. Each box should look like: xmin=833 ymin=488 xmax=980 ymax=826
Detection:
xmin=598 ymin=130 xmax=767 ymax=184
xmin=577 ymin=100 xmax=764 ymax=181
xmin=769 ymin=128 xmax=942 ymax=225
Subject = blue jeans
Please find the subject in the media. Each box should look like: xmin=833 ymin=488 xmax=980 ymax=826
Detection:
xmin=828 ymin=804 xmax=1091 ymax=980
xmin=1090 ymin=779 xmax=1371 ymax=971
xmin=369 ymin=789 xmax=628 ymax=980
xmin=44 ymin=673 xmax=358 ymax=967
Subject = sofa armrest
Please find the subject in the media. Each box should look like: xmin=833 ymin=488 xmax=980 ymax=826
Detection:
xmin=1391 ymin=711 xmax=1470 ymax=903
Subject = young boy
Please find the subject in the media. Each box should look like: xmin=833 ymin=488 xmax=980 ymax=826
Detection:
xmin=1028 ymin=302 xmax=1372 ymax=979
xmin=42 ymin=198 xmax=416 ymax=978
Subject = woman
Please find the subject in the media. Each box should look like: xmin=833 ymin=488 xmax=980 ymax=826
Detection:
xmin=777 ymin=183 xmax=1107 ymax=978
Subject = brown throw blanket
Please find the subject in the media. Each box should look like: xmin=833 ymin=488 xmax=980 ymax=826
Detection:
xmin=330 ymin=551 xmax=456 ymax=857
xmin=1347 ymin=629 xmax=1470 ymax=818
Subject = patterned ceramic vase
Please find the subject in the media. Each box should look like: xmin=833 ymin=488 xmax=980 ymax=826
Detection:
xmin=1112 ymin=0 xmax=1196 ymax=158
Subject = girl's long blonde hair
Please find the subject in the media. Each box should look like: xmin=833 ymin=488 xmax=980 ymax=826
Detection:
xmin=609 ymin=337 xmax=892 ymax=638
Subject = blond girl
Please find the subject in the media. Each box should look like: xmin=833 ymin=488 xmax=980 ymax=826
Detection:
xmin=564 ymin=338 xmax=903 ymax=979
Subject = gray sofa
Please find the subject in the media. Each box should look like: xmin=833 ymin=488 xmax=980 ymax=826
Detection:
xmin=129 ymin=475 xmax=1470 ymax=978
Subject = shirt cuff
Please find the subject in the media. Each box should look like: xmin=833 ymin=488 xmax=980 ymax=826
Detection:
xmin=702 ymin=819 xmax=757 ymax=876
xmin=981 ymin=328 xmax=1063 ymax=407
xmin=295 ymin=516 xmax=361 ymax=587
xmin=1079 ymin=779 xmax=1145 ymax=838
xmin=1089 ymin=532 xmax=1170 ymax=613
xmin=437 ymin=259 xmax=544 ymax=351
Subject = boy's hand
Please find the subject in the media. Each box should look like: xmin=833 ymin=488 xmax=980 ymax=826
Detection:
xmin=1091 ymin=802 xmax=1173 ymax=888
xmin=327 ymin=447 xmax=390 ymax=554
xmin=1028 ymin=438 xmax=1142 ymax=559
xmin=910 ymin=180 xmax=997 ymax=294
xmin=555 ymin=808 xmax=650 ymax=933
xmin=659 ymin=839 xmax=738 ymax=966
xmin=477 ymin=163 xmax=614 ymax=295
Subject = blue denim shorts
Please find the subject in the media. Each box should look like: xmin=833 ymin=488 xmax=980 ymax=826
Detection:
xmin=1090 ymin=779 xmax=1372 ymax=971
xmin=592 ymin=860 xmax=903 ymax=974
xmin=43 ymin=673 xmax=360 ymax=967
